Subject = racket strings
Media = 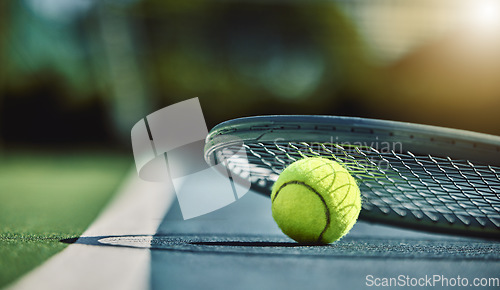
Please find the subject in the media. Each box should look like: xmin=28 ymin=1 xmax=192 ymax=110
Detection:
xmin=216 ymin=141 xmax=500 ymax=230
xmin=390 ymin=152 xmax=487 ymax=225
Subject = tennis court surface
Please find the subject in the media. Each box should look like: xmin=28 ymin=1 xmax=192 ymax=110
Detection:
xmin=7 ymin=170 xmax=500 ymax=290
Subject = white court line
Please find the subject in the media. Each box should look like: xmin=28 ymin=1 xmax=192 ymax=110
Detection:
xmin=7 ymin=169 xmax=175 ymax=290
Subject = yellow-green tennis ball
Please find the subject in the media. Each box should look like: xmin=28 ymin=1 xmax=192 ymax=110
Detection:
xmin=271 ymin=157 xmax=361 ymax=244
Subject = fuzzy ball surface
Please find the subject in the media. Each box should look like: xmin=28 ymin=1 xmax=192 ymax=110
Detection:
xmin=271 ymin=157 xmax=361 ymax=244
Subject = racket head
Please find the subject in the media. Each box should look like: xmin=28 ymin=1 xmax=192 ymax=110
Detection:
xmin=204 ymin=115 xmax=500 ymax=239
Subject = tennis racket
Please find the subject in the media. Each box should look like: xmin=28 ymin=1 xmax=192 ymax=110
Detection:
xmin=204 ymin=115 xmax=500 ymax=239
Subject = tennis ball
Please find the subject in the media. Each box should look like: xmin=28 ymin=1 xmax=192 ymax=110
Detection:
xmin=271 ymin=157 xmax=361 ymax=244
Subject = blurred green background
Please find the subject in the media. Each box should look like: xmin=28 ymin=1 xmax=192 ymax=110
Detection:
xmin=2 ymin=0 xmax=500 ymax=149
xmin=1 ymin=0 xmax=500 ymax=287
